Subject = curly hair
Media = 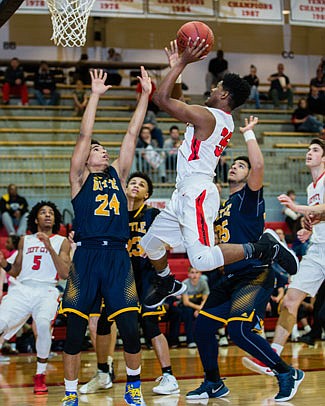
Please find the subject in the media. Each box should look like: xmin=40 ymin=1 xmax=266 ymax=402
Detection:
xmin=222 ymin=73 xmax=251 ymax=110
xmin=27 ymin=201 xmax=62 ymax=234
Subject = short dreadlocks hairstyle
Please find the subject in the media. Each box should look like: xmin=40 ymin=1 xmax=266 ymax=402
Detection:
xmin=127 ymin=171 xmax=153 ymax=199
xmin=27 ymin=201 xmax=62 ymax=234
xmin=222 ymin=73 xmax=251 ymax=110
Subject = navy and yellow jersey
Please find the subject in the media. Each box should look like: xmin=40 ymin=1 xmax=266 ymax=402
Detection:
xmin=128 ymin=204 xmax=160 ymax=276
xmin=215 ymin=184 xmax=265 ymax=275
xmin=128 ymin=204 xmax=163 ymax=315
xmin=72 ymin=166 xmax=129 ymax=242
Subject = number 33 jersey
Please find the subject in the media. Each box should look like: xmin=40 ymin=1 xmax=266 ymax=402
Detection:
xmin=72 ymin=166 xmax=129 ymax=243
xmin=18 ymin=233 xmax=65 ymax=285
xmin=176 ymin=107 xmax=234 ymax=186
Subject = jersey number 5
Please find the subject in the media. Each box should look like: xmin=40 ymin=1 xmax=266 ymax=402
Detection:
xmin=95 ymin=193 xmax=120 ymax=216
xmin=32 ymin=255 xmax=42 ymax=270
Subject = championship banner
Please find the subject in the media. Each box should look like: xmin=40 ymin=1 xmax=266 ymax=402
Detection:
xmin=290 ymin=0 xmax=325 ymax=27
xmin=17 ymin=0 xmax=47 ymax=14
xmin=92 ymin=0 xmax=144 ymax=16
xmin=148 ymin=0 xmax=215 ymax=17
xmin=218 ymin=0 xmax=284 ymax=25
xmin=17 ymin=0 xmax=144 ymax=15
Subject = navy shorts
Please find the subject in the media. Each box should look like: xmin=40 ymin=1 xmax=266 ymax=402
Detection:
xmin=201 ymin=267 xmax=274 ymax=325
xmin=60 ymin=242 xmax=140 ymax=320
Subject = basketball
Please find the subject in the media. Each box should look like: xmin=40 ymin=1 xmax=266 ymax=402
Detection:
xmin=176 ymin=21 xmax=214 ymax=55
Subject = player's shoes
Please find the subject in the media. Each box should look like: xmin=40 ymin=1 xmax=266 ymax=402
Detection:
xmin=33 ymin=374 xmax=48 ymax=395
xmin=152 ymin=373 xmax=180 ymax=395
xmin=144 ymin=274 xmax=187 ymax=308
xmin=242 ymin=356 xmax=275 ymax=376
xmin=252 ymin=228 xmax=299 ymax=275
xmin=298 ymin=332 xmax=315 ymax=346
xmin=62 ymin=391 xmax=78 ymax=406
xmin=186 ymin=379 xmax=229 ymax=399
xmin=274 ymin=367 xmax=304 ymax=402
xmin=79 ymin=370 xmax=112 ymax=394
xmin=124 ymin=380 xmax=146 ymax=405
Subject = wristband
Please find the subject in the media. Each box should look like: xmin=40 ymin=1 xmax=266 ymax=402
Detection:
xmin=243 ymin=130 xmax=256 ymax=142
xmin=3 ymin=262 xmax=12 ymax=273
xmin=175 ymin=74 xmax=182 ymax=84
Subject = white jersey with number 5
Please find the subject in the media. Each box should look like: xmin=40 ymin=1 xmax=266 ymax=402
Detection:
xmin=308 ymin=172 xmax=325 ymax=244
xmin=176 ymin=107 xmax=234 ymax=186
xmin=18 ymin=234 xmax=65 ymax=285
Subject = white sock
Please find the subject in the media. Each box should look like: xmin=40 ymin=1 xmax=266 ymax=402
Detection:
xmin=304 ymin=325 xmax=311 ymax=333
xmin=218 ymin=327 xmax=225 ymax=336
xmin=126 ymin=366 xmax=141 ymax=376
xmin=158 ymin=265 xmax=170 ymax=278
xmin=36 ymin=361 xmax=47 ymax=375
xmin=64 ymin=378 xmax=78 ymax=393
xmin=271 ymin=343 xmax=284 ymax=355
xmin=107 ymin=355 xmax=113 ymax=366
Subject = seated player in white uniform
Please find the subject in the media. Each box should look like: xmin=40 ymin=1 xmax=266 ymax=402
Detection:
xmin=0 ymin=201 xmax=71 ymax=395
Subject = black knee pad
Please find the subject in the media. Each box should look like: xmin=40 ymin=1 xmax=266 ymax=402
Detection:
xmin=116 ymin=312 xmax=141 ymax=354
xmin=142 ymin=315 xmax=161 ymax=341
xmin=63 ymin=313 xmax=88 ymax=355
xmin=97 ymin=309 xmax=112 ymax=336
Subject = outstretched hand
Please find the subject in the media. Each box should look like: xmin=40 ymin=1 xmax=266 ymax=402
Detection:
xmin=297 ymin=228 xmax=311 ymax=243
xmin=165 ymin=40 xmax=180 ymax=68
xmin=278 ymin=194 xmax=296 ymax=211
xmin=137 ymin=66 xmax=152 ymax=95
xmin=90 ymin=69 xmax=112 ymax=96
xmin=179 ymin=37 xmax=209 ymax=64
xmin=240 ymin=116 xmax=258 ymax=133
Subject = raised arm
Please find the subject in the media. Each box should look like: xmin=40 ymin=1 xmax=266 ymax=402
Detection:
xmin=70 ymin=69 xmax=112 ymax=198
xmin=111 ymin=66 xmax=151 ymax=187
xmin=153 ymin=39 xmax=215 ymax=140
xmin=239 ymin=116 xmax=264 ymax=191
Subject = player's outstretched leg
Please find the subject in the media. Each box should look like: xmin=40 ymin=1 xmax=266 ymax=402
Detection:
xmin=251 ymin=228 xmax=299 ymax=275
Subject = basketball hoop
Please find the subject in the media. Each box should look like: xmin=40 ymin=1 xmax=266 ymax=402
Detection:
xmin=46 ymin=0 xmax=96 ymax=47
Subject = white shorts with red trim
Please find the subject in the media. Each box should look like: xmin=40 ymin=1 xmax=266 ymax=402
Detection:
xmin=289 ymin=243 xmax=325 ymax=297
xmin=147 ymin=177 xmax=219 ymax=250
xmin=0 ymin=281 xmax=59 ymax=340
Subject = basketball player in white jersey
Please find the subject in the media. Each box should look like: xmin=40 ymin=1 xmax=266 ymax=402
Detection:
xmin=243 ymin=138 xmax=325 ymax=381
xmin=0 ymin=201 xmax=71 ymax=394
xmin=140 ymin=39 xmax=262 ymax=308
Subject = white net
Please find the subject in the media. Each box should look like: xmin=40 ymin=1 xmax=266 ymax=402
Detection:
xmin=46 ymin=0 xmax=96 ymax=47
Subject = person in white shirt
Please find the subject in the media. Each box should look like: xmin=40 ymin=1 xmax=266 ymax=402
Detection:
xmin=0 ymin=201 xmax=71 ymax=395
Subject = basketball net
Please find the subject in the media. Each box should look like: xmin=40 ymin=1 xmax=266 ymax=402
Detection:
xmin=46 ymin=0 xmax=96 ymax=47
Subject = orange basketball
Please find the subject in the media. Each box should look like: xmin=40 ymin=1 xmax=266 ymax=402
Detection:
xmin=176 ymin=21 xmax=214 ymax=55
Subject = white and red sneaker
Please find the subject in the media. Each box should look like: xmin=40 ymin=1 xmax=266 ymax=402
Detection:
xmin=242 ymin=356 xmax=275 ymax=376
xmin=34 ymin=373 xmax=48 ymax=395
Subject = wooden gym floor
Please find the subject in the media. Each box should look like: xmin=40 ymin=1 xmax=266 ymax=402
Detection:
xmin=0 ymin=341 xmax=325 ymax=405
